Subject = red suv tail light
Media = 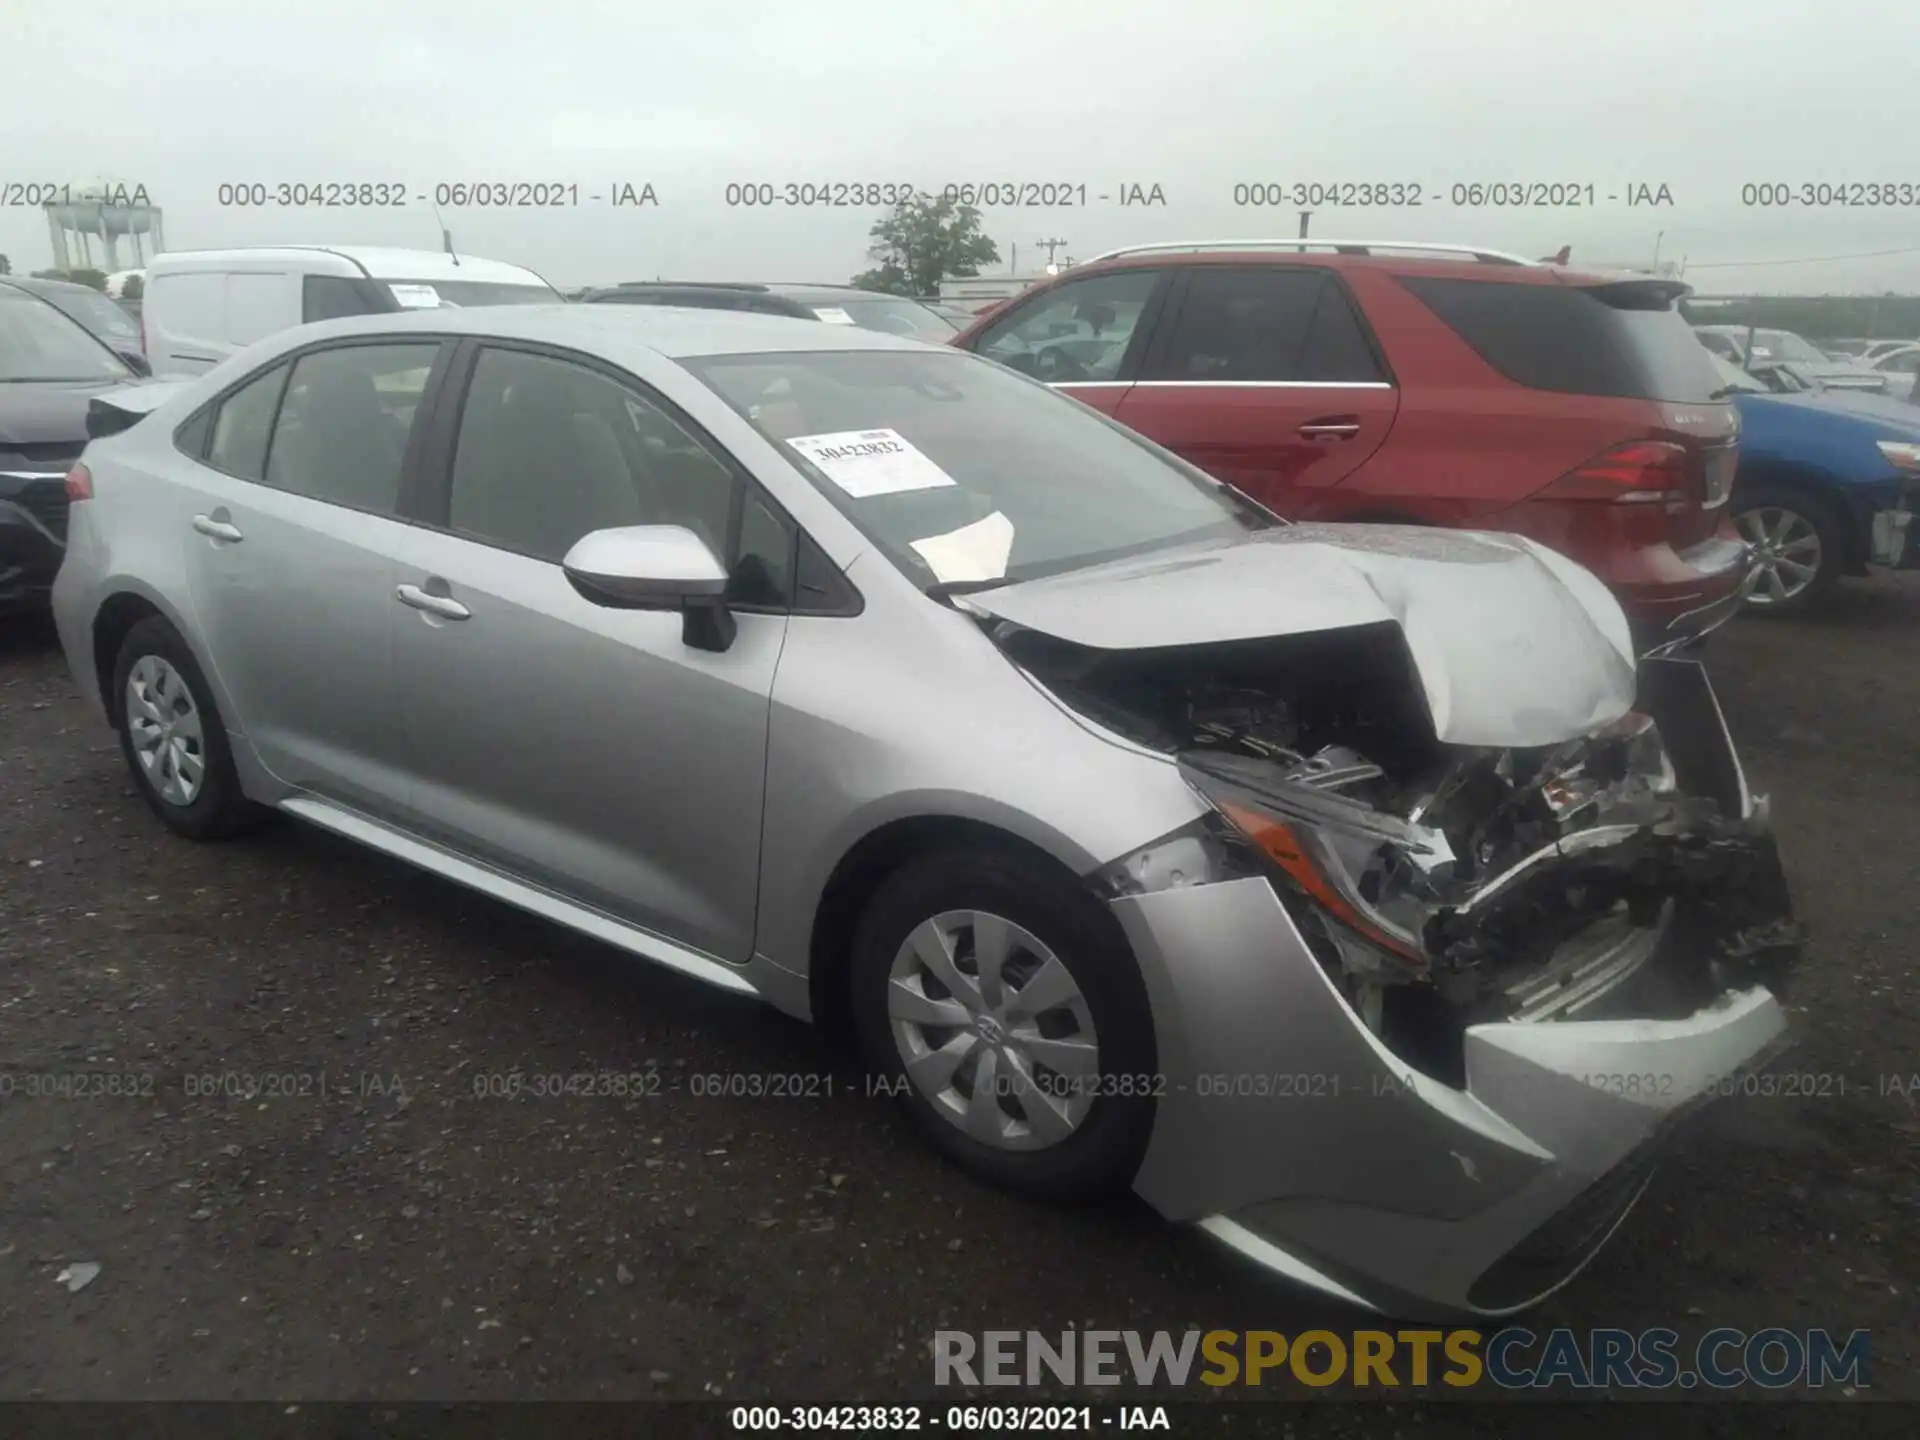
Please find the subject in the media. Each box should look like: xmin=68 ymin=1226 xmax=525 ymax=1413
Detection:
xmin=1538 ymin=440 xmax=1693 ymax=510
xmin=65 ymin=462 xmax=93 ymax=502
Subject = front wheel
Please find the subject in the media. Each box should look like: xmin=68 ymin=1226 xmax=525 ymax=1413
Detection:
xmin=1734 ymin=484 xmax=1845 ymax=615
xmin=849 ymin=846 xmax=1157 ymax=1202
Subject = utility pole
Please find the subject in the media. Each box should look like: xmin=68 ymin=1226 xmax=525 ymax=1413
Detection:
xmin=1037 ymin=236 xmax=1069 ymax=267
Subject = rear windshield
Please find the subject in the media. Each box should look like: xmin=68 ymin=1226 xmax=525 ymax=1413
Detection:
xmin=811 ymin=297 xmax=959 ymax=342
xmin=1399 ymin=275 xmax=1724 ymax=403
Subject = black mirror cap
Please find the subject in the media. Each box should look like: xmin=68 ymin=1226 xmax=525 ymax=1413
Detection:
xmin=119 ymin=350 xmax=152 ymax=377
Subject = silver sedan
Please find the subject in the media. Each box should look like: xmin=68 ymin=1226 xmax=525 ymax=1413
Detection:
xmin=50 ymin=304 xmax=1803 ymax=1317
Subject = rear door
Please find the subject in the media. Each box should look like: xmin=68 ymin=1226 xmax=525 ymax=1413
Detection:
xmin=960 ymin=267 xmax=1171 ymax=418
xmin=177 ymin=337 xmax=450 ymax=819
xmin=1115 ymin=266 xmax=1397 ymax=516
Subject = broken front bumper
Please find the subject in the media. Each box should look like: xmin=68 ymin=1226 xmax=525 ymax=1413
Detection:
xmin=1112 ymin=658 xmax=1801 ymax=1318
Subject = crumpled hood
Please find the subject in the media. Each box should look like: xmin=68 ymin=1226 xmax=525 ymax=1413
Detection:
xmin=967 ymin=523 xmax=1640 ymax=748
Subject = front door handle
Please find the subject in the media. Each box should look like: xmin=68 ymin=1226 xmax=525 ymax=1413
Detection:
xmin=1297 ymin=419 xmax=1362 ymax=440
xmin=396 ymin=583 xmax=471 ymax=621
xmin=191 ymin=514 xmax=244 ymax=542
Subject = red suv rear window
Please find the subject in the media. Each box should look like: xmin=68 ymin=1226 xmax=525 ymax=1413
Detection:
xmin=1398 ymin=275 xmax=1725 ymax=404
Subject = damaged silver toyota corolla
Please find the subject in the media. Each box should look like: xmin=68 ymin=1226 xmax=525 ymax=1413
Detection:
xmin=55 ymin=319 xmax=1801 ymax=1320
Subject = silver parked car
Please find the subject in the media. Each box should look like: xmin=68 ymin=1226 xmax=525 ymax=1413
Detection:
xmin=51 ymin=305 xmax=1803 ymax=1317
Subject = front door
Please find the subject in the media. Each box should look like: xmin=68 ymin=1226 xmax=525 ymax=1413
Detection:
xmin=388 ymin=342 xmax=791 ymax=962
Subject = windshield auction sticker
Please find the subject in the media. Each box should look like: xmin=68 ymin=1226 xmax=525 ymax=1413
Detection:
xmin=387 ymin=283 xmax=443 ymax=309
xmin=786 ymin=429 xmax=957 ymax=499
xmin=811 ymin=306 xmax=858 ymax=324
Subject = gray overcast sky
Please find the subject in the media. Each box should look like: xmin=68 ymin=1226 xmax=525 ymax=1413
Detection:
xmin=5 ymin=0 xmax=1918 ymax=293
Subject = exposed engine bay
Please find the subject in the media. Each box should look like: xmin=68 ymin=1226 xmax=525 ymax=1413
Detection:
xmin=1002 ymin=622 xmax=1805 ymax=1082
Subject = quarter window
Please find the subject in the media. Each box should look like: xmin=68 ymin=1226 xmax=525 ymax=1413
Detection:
xmin=970 ymin=270 xmax=1160 ymax=384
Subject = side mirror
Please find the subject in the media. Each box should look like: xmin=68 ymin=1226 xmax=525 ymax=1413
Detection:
xmin=119 ymin=349 xmax=152 ymax=377
xmin=562 ymin=524 xmax=737 ymax=651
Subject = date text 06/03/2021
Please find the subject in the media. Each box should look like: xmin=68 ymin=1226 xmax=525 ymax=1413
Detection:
xmin=728 ymin=1404 xmax=1171 ymax=1432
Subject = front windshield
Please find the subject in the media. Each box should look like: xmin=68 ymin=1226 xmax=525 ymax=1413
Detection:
xmin=814 ymin=297 xmax=959 ymax=342
xmin=36 ymin=286 xmax=141 ymax=348
xmin=1761 ymin=330 xmax=1829 ymax=365
xmin=686 ymin=349 xmax=1274 ymax=589
xmin=1707 ymin=354 xmax=1765 ymax=394
xmin=382 ymin=279 xmax=556 ymax=309
xmin=0 ymin=289 xmax=133 ymax=382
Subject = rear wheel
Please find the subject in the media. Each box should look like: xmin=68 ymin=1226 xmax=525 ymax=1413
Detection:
xmin=111 ymin=616 xmax=261 ymax=839
xmin=1734 ymin=483 xmax=1845 ymax=615
xmin=849 ymin=846 xmax=1157 ymax=1202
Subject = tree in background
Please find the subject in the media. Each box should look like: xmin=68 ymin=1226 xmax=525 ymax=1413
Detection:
xmin=31 ymin=267 xmax=109 ymax=291
xmin=852 ymin=192 xmax=999 ymax=297
xmin=0 ymin=254 xmax=10 ymax=275
xmin=122 ymin=274 xmax=144 ymax=301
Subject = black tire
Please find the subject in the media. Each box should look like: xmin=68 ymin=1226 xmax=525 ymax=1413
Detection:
xmin=1733 ymin=482 xmax=1848 ymax=617
xmin=110 ymin=616 xmax=261 ymax=839
xmin=849 ymin=845 xmax=1157 ymax=1202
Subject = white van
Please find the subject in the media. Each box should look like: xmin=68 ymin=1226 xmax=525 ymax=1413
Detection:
xmin=141 ymin=245 xmax=561 ymax=377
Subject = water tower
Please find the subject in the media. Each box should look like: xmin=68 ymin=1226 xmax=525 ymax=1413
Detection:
xmin=44 ymin=177 xmax=165 ymax=272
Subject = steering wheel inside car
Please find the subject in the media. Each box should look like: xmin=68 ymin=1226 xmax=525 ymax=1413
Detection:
xmin=1033 ymin=346 xmax=1092 ymax=383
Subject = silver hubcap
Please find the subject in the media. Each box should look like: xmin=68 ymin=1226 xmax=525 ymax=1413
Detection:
xmin=1737 ymin=506 xmax=1823 ymax=605
xmin=125 ymin=655 xmax=206 ymax=807
xmin=886 ymin=910 xmax=1100 ymax=1152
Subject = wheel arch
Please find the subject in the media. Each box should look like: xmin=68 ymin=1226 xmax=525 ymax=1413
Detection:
xmin=805 ymin=811 xmax=1109 ymax=1047
xmin=1733 ymin=461 xmax=1869 ymax=573
xmin=90 ymin=584 xmax=213 ymax=727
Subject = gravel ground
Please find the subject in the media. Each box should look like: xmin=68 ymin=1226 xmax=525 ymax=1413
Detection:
xmin=1 ymin=575 xmax=1916 ymax=1412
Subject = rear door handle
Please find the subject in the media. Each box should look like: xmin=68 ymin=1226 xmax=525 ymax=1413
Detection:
xmin=1297 ymin=419 xmax=1362 ymax=440
xmin=396 ymin=583 xmax=471 ymax=621
xmin=191 ymin=514 xmax=244 ymax=542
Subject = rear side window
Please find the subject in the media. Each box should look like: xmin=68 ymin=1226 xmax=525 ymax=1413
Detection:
xmin=1149 ymin=268 xmax=1385 ymax=383
xmin=264 ymin=343 xmax=439 ymax=513
xmin=205 ymin=362 xmax=291 ymax=480
xmin=1401 ymin=276 xmax=1723 ymax=402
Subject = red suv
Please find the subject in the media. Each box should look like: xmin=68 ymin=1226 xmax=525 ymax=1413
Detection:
xmin=949 ymin=241 xmax=1752 ymax=648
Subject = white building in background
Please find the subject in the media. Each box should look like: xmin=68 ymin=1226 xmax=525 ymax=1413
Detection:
xmin=44 ymin=178 xmax=165 ymax=272
xmin=937 ymin=273 xmax=1053 ymax=305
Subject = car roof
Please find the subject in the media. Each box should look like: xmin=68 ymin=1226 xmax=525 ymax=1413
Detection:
xmin=281 ymin=302 xmax=943 ymax=360
xmin=596 ymin=282 xmax=922 ymax=303
xmin=146 ymin=245 xmax=551 ymax=288
xmin=1058 ymin=249 xmax=1632 ymax=290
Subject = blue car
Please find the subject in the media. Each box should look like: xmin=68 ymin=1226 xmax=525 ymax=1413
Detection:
xmin=1710 ymin=356 xmax=1920 ymax=613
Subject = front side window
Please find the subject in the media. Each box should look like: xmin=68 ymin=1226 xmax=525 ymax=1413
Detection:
xmin=205 ymin=362 xmax=291 ymax=480
xmin=968 ymin=270 xmax=1160 ymax=384
xmin=263 ymin=344 xmax=439 ymax=512
xmin=687 ymin=348 xmax=1275 ymax=592
xmin=303 ymin=275 xmax=392 ymax=323
xmin=447 ymin=347 xmax=788 ymax=603
xmin=0 ymin=288 xmax=133 ymax=382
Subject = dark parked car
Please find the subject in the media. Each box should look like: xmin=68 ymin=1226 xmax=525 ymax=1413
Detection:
xmin=1708 ymin=355 xmax=1920 ymax=611
xmin=582 ymin=282 xmax=960 ymax=342
xmin=0 ymin=283 xmax=148 ymax=614
xmin=2 ymin=276 xmax=149 ymax=374
xmin=951 ymin=240 xmax=1751 ymax=651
